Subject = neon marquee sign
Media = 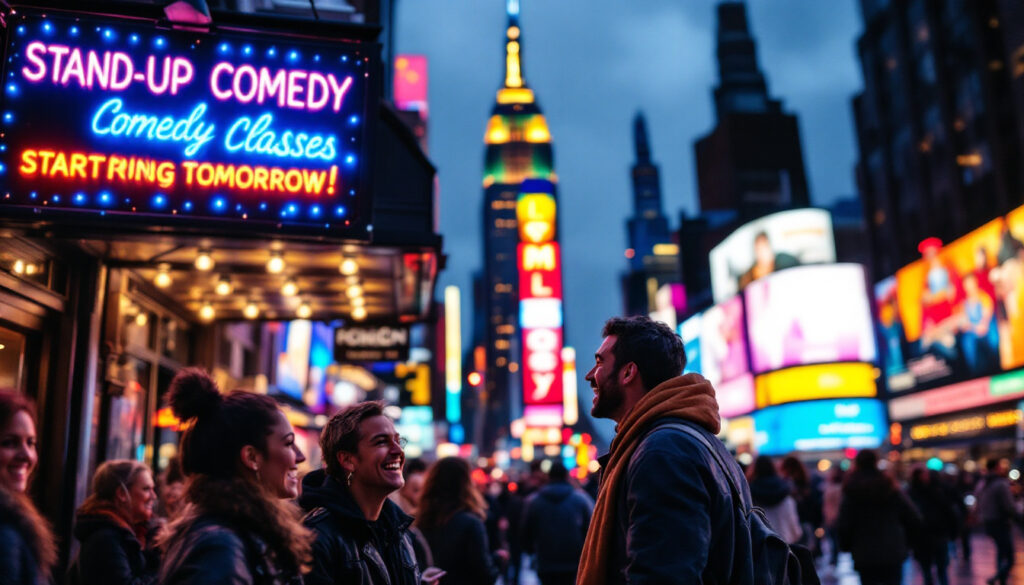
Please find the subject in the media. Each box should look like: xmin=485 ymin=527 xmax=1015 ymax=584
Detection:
xmin=0 ymin=9 xmax=374 ymax=237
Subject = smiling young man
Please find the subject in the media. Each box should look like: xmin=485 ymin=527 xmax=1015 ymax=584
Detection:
xmin=300 ymin=401 xmax=443 ymax=585
xmin=577 ymin=315 xmax=754 ymax=585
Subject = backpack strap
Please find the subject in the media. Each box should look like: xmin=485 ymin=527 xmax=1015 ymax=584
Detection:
xmin=655 ymin=421 xmax=747 ymax=510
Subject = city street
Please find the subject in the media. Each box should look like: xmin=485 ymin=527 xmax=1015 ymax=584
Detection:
xmin=512 ymin=533 xmax=1024 ymax=585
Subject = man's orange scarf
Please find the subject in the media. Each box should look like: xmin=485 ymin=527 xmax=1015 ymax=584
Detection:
xmin=576 ymin=373 xmax=721 ymax=585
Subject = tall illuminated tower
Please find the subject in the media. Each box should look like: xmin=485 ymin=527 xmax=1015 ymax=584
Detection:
xmin=477 ymin=0 xmax=560 ymax=454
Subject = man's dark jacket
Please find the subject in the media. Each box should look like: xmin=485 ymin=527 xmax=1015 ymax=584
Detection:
xmin=299 ymin=470 xmax=420 ymax=585
xmin=599 ymin=418 xmax=754 ymax=585
xmin=522 ymin=481 xmax=594 ymax=575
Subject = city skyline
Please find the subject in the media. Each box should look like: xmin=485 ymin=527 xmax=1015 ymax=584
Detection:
xmin=396 ymin=0 xmax=863 ymax=440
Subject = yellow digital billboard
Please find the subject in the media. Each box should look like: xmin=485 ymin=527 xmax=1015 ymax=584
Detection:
xmin=754 ymin=362 xmax=877 ymax=409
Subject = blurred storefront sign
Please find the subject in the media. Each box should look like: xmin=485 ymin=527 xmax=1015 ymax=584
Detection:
xmin=888 ymin=368 xmax=1024 ymax=421
xmin=334 ymin=324 xmax=411 ymax=362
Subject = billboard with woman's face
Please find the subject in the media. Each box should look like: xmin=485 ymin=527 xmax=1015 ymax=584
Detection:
xmin=709 ymin=208 xmax=836 ymax=303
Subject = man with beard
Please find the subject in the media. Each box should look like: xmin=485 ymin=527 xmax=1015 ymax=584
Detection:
xmin=576 ymin=315 xmax=753 ymax=585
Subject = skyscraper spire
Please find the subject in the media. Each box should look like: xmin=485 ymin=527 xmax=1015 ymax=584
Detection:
xmin=712 ymin=1 xmax=777 ymax=119
xmin=504 ymin=0 xmax=525 ymax=89
xmin=634 ymin=112 xmax=651 ymax=165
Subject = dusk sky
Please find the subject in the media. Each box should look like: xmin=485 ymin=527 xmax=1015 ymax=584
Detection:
xmin=395 ymin=0 xmax=864 ymax=441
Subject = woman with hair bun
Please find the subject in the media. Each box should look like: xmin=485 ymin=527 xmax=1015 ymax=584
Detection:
xmin=157 ymin=368 xmax=313 ymax=585
xmin=69 ymin=459 xmax=159 ymax=585
xmin=0 ymin=390 xmax=56 ymax=585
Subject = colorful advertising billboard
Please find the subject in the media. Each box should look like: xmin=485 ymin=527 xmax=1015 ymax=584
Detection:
xmin=745 ymin=264 xmax=876 ymax=373
xmin=709 ymin=208 xmax=836 ymax=302
xmin=0 ymin=9 xmax=374 ymax=237
xmin=752 ymin=398 xmax=886 ymax=455
xmin=877 ymin=204 xmax=1024 ymax=394
xmin=678 ymin=301 xmax=756 ymax=418
xmin=754 ymin=362 xmax=877 ymax=408
xmin=700 ymin=295 xmax=750 ymax=385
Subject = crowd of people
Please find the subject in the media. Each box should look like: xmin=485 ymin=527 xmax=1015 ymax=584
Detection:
xmin=1 ymin=315 xmax=1023 ymax=585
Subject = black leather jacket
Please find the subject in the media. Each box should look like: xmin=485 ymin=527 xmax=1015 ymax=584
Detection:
xmin=299 ymin=470 xmax=421 ymax=585
xmin=600 ymin=418 xmax=752 ymax=585
xmin=158 ymin=518 xmax=301 ymax=585
xmin=69 ymin=510 xmax=159 ymax=585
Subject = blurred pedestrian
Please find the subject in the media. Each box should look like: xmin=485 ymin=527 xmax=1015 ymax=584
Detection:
xmin=577 ymin=316 xmax=752 ymax=584
xmin=417 ymin=457 xmax=503 ymax=585
xmin=907 ymin=468 xmax=958 ymax=585
xmin=955 ymin=469 xmax=977 ymax=562
xmin=821 ymin=466 xmax=844 ymax=568
xmin=0 ymin=390 xmax=56 ymax=585
xmin=69 ymin=460 xmax=160 ymax=585
xmin=157 ymin=457 xmax=186 ymax=522
xmin=781 ymin=456 xmax=824 ymax=553
xmin=976 ymin=458 xmax=1017 ymax=585
xmin=388 ymin=457 xmax=433 ymax=569
xmin=300 ymin=401 xmax=438 ymax=585
xmin=747 ymin=455 xmax=803 ymax=545
xmin=837 ymin=449 xmax=922 ymax=585
xmin=157 ymin=368 xmax=313 ymax=585
xmin=521 ymin=461 xmax=594 ymax=585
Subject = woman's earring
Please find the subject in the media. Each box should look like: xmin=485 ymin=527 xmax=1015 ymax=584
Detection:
xmin=346 ymin=471 xmax=353 ymax=487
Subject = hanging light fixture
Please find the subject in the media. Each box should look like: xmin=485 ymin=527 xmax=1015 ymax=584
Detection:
xmin=266 ymin=250 xmax=285 ymax=274
xmin=339 ymin=258 xmax=359 ymax=276
xmin=154 ymin=264 xmax=173 ymax=288
xmin=352 ymin=306 xmax=367 ymax=321
xmin=281 ymin=278 xmax=299 ymax=297
xmin=243 ymin=301 xmax=260 ymax=320
xmin=351 ymin=295 xmax=366 ymax=307
xmin=195 ymin=248 xmax=215 ymax=271
xmin=135 ymin=312 xmax=149 ymax=327
xmin=346 ymin=283 xmax=363 ymax=299
xmin=198 ymin=301 xmax=216 ymax=322
xmin=296 ymin=301 xmax=313 ymax=320
xmin=214 ymin=275 xmax=233 ymax=296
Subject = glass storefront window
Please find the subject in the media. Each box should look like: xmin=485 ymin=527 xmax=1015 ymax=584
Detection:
xmin=0 ymin=327 xmax=26 ymax=390
xmin=160 ymin=317 xmax=190 ymax=363
xmin=105 ymin=357 xmax=149 ymax=462
xmin=121 ymin=296 xmax=156 ymax=351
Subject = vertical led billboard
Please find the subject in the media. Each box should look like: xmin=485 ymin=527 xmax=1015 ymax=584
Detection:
xmin=518 ymin=179 xmax=563 ymax=410
xmin=745 ymin=264 xmax=876 ymax=373
xmin=878 ymin=204 xmax=1024 ymax=394
xmin=709 ymin=208 xmax=836 ymax=302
